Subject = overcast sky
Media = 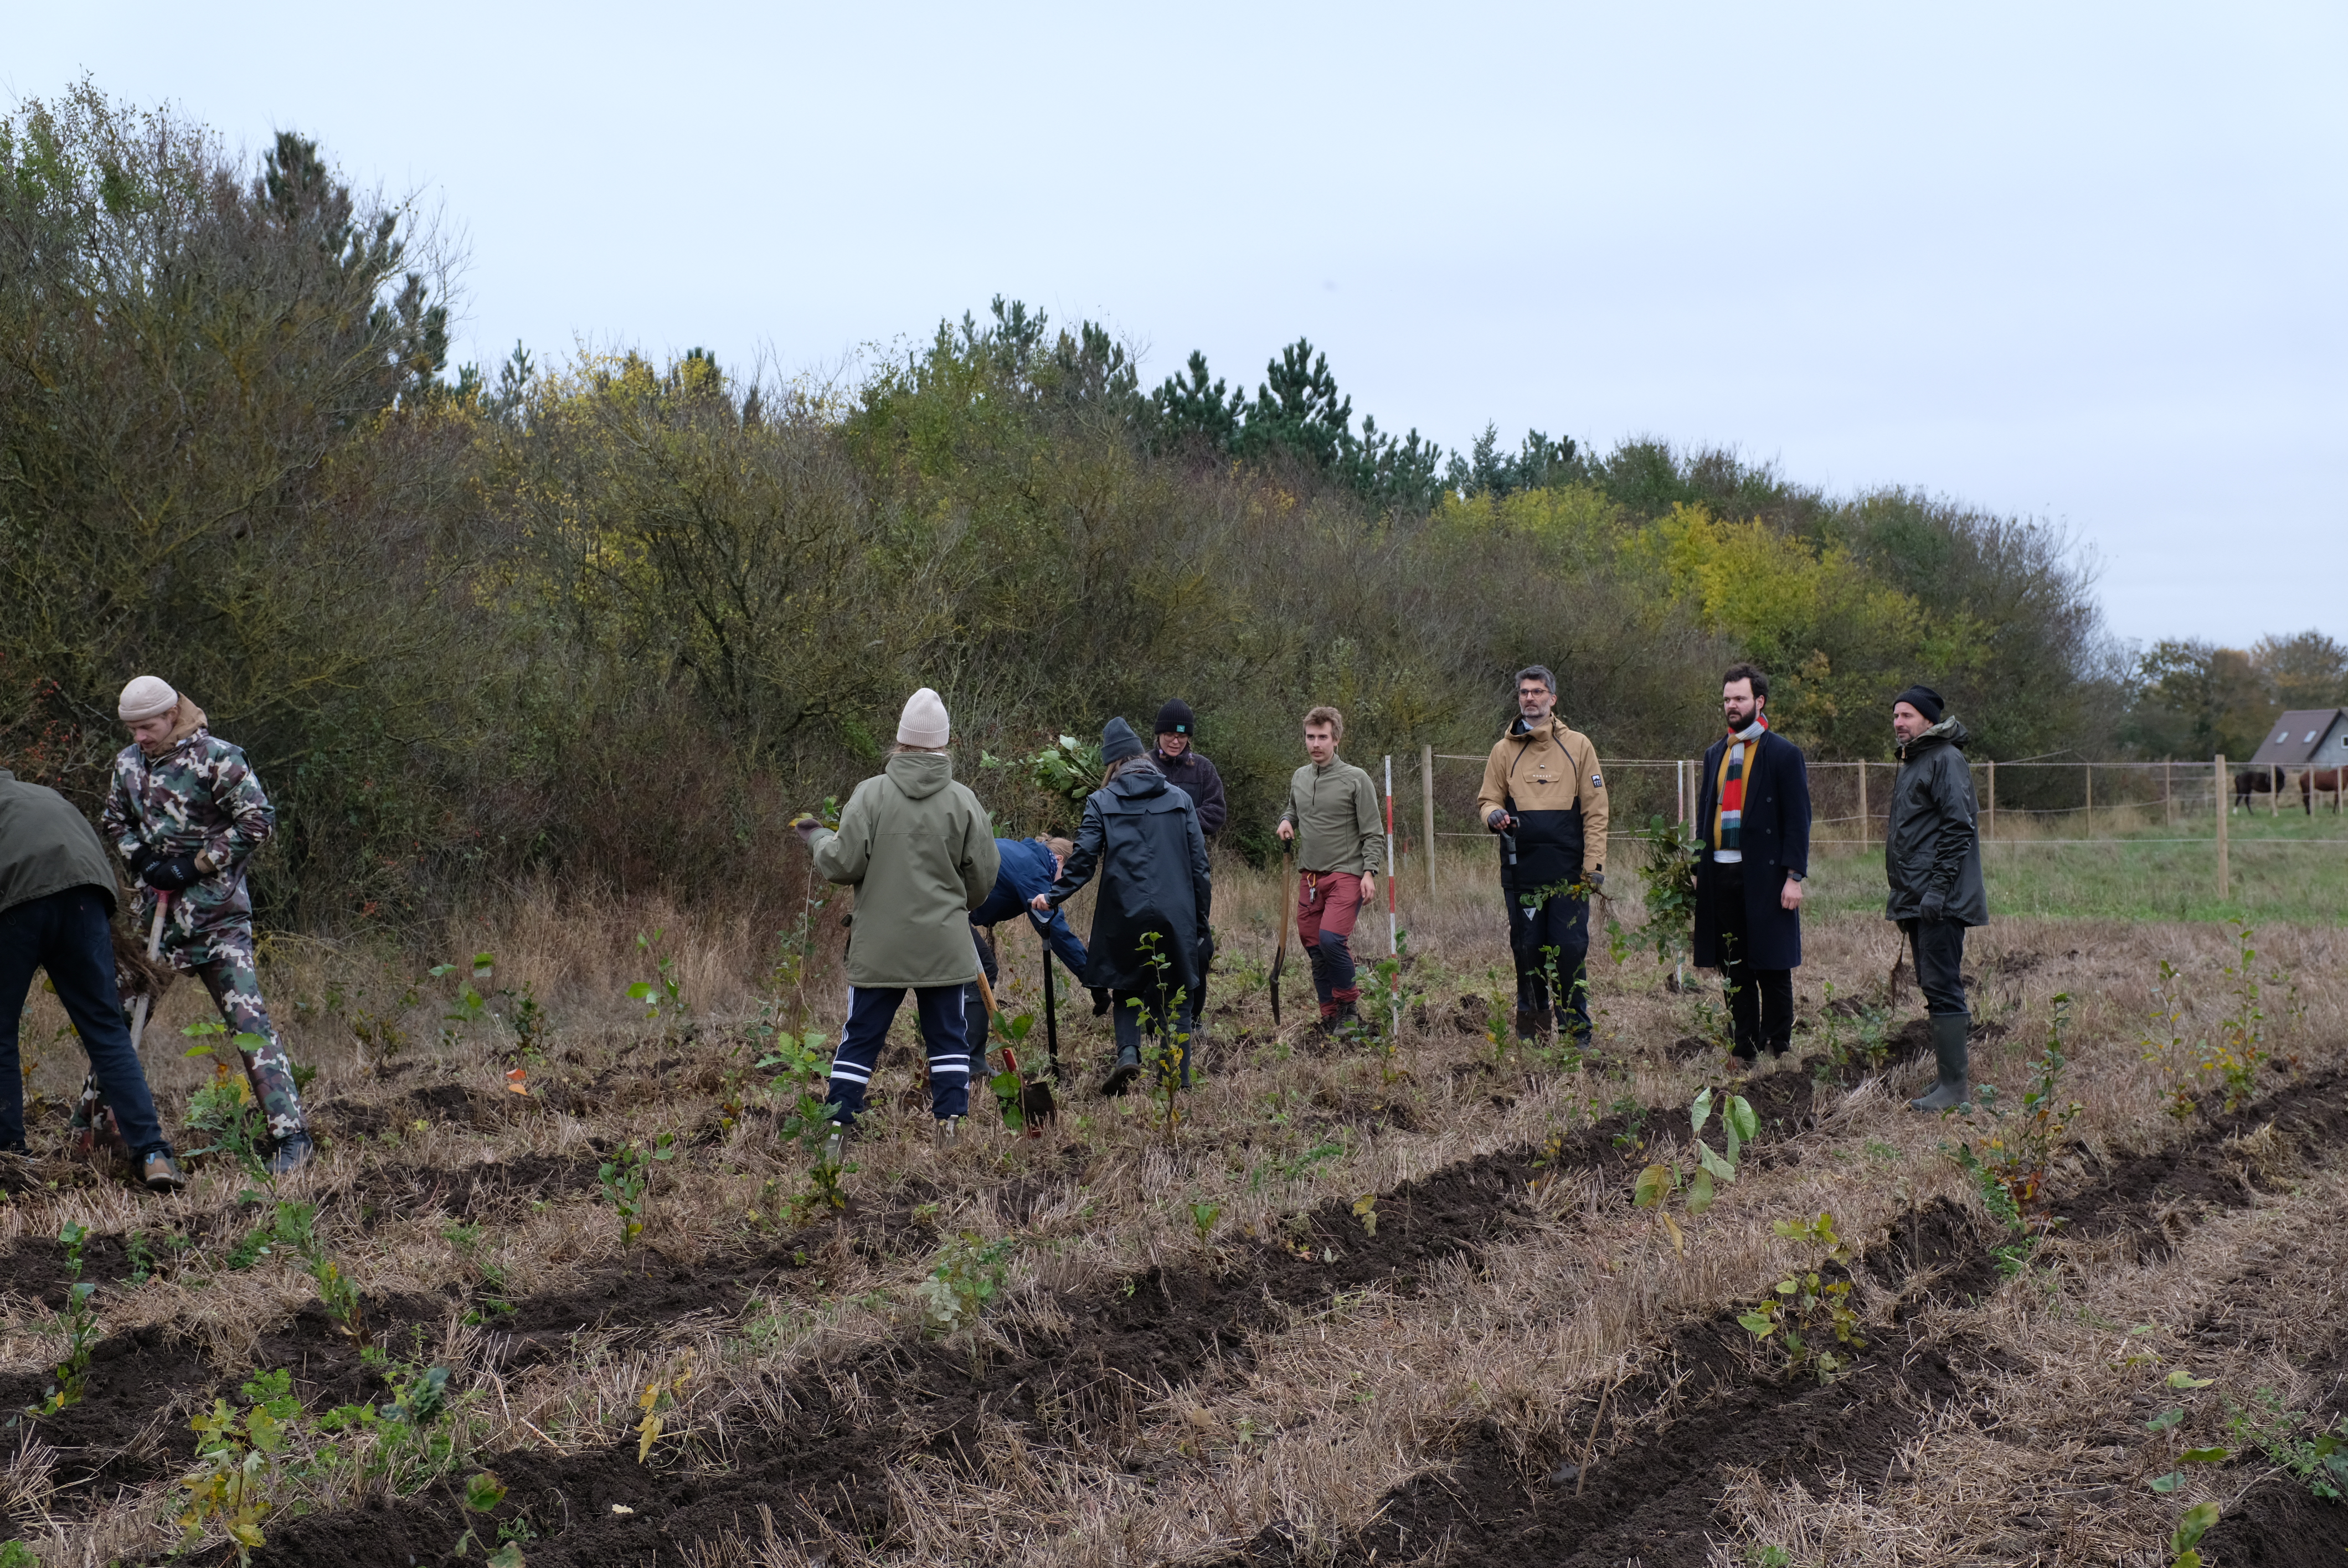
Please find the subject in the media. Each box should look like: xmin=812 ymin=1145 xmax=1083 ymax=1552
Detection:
xmin=12 ymin=3 xmax=2343 ymax=651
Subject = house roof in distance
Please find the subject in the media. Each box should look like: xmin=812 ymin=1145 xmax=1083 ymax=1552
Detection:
xmin=2248 ymin=708 xmax=2348 ymax=767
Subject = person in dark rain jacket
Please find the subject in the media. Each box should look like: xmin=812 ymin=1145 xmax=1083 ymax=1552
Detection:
xmin=1034 ymin=718 xmax=1212 ymax=1095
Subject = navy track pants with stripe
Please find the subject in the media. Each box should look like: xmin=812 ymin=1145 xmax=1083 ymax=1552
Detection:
xmin=825 ymin=984 xmax=971 ymax=1123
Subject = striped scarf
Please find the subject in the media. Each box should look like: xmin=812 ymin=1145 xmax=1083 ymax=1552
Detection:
xmin=1713 ymin=718 xmax=1767 ymax=861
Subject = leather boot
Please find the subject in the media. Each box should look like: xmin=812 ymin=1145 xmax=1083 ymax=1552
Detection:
xmin=1907 ymin=1013 xmax=1971 ymax=1112
xmin=1101 ymin=1042 xmax=1141 ymax=1097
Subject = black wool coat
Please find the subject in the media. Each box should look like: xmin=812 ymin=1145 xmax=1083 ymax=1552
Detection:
xmin=1042 ymin=766 xmax=1213 ymax=999
xmin=1691 ymin=729 xmax=1812 ymax=971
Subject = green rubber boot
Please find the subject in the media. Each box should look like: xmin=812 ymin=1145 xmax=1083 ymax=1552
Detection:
xmin=1907 ymin=1013 xmax=1971 ymax=1113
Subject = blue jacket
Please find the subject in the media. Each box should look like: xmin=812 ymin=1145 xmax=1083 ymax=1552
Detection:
xmin=971 ymin=837 xmax=1089 ymax=973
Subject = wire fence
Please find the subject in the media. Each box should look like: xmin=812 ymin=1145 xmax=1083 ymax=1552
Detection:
xmin=1389 ymin=748 xmax=2346 ymax=902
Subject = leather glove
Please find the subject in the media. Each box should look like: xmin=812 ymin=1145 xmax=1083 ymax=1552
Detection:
xmin=143 ymin=853 xmax=202 ymax=892
xmin=1919 ymin=889 xmax=1947 ymax=920
xmin=1090 ymin=988 xmax=1111 ymax=1017
xmin=791 ymin=814 xmax=823 ymax=844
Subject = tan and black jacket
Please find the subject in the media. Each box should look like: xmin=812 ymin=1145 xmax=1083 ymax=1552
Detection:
xmin=1476 ymin=715 xmax=1607 ymax=892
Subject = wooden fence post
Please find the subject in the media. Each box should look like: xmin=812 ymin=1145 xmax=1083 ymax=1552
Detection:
xmin=2215 ymin=754 xmax=2229 ymax=900
xmin=1421 ymin=744 xmax=1437 ymax=902
xmin=1857 ymin=760 xmax=1869 ymax=847
xmin=1986 ymin=759 xmax=1996 ymax=842
xmin=2165 ymin=758 xmax=2173 ymax=827
xmin=2084 ymin=762 xmax=2093 ymax=833
xmin=2270 ymin=763 xmax=2279 ymax=817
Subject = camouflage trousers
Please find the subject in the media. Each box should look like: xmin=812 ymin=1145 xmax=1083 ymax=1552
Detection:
xmin=74 ymin=935 xmax=307 ymax=1153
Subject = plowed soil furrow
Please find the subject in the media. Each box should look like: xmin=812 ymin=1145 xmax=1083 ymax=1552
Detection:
xmin=161 ymin=1066 xmax=1816 ymax=1565
xmin=1212 ymin=1065 xmax=2348 ymax=1568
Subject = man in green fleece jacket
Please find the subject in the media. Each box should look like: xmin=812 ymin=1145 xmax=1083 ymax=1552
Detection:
xmin=1276 ymin=705 xmax=1383 ymax=1032
xmin=794 ymin=688 xmax=1000 ymax=1143
xmin=0 ymin=769 xmax=185 ymax=1190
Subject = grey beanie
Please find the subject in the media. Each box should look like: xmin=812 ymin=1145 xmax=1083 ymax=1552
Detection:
xmin=1101 ymin=716 xmax=1145 ymax=765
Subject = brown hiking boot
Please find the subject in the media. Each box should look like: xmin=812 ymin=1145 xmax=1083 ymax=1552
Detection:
xmin=140 ymin=1149 xmax=188 ymax=1194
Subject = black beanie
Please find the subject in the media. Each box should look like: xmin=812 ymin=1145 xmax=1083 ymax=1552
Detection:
xmin=1101 ymin=716 xmax=1145 ymax=765
xmin=1154 ymin=698 xmax=1195 ymax=737
xmin=1893 ymin=685 xmax=1944 ymax=724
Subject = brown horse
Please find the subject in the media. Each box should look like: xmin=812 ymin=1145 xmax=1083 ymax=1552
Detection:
xmin=2299 ymin=768 xmax=2345 ymax=813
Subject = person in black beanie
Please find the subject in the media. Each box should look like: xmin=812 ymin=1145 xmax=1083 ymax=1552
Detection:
xmin=1885 ymin=684 xmax=1989 ymax=1111
xmin=1150 ymin=700 xmax=1227 ymax=838
xmin=1034 ymin=718 xmax=1213 ymax=1095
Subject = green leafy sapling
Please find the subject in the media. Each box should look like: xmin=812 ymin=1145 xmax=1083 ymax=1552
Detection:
xmin=598 ymin=1134 xmax=677 ymax=1246
xmin=1739 ymin=1213 xmax=1867 ymax=1381
xmin=2166 ymin=1500 xmax=2220 ymax=1568
xmin=30 ymin=1221 xmax=99 ymax=1415
xmin=176 ymin=1369 xmax=301 ymax=1564
xmin=1633 ymin=1086 xmax=1758 ymax=1254
xmin=628 ymin=929 xmax=688 ymax=1040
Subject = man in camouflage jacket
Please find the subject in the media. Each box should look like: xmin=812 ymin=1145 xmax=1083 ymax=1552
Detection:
xmin=97 ymin=677 xmax=313 ymax=1172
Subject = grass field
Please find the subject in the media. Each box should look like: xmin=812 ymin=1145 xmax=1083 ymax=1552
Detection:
xmin=1 ymin=860 xmax=2343 ymax=1566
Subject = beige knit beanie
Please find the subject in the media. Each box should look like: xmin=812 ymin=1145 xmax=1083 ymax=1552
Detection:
xmin=897 ymin=687 xmax=951 ymax=749
xmin=119 ymin=676 xmax=179 ymax=723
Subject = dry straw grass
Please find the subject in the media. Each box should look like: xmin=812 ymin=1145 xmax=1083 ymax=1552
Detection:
xmin=3 ymin=859 xmax=2342 ymax=1564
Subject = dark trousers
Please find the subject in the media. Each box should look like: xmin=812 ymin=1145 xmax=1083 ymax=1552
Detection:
xmin=825 ymin=984 xmax=971 ymax=1123
xmin=1899 ymin=918 xmax=1969 ymax=1017
xmin=0 ymin=888 xmax=169 ymax=1156
xmin=1508 ymin=888 xmax=1592 ymax=1041
xmin=964 ymin=928 xmax=998 ymax=1081
xmin=1714 ymin=863 xmax=1793 ymax=1059
xmin=1110 ymin=987 xmax=1195 ymax=1086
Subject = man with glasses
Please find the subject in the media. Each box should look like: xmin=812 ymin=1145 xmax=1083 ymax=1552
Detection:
xmin=1476 ymin=667 xmax=1607 ymax=1044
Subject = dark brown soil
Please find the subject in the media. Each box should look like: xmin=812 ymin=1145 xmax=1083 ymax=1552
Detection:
xmin=1207 ymin=1065 xmax=2348 ymax=1568
xmin=2051 ymin=1065 xmax=2348 ymax=1255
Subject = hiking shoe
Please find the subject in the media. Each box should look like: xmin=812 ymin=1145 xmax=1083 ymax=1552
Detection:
xmin=265 ymin=1132 xmax=316 ymax=1175
xmin=1513 ymin=1007 xmax=1537 ymax=1042
xmin=935 ymin=1115 xmax=964 ymax=1149
xmin=1101 ymin=1043 xmax=1142 ymax=1097
xmin=140 ymin=1149 xmax=188 ymax=1194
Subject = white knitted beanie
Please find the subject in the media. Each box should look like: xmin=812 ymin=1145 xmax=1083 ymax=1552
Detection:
xmin=119 ymin=676 xmax=179 ymax=723
xmin=897 ymin=687 xmax=951 ymax=749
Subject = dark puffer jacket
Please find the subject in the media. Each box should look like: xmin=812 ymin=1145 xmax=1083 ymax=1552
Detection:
xmin=1042 ymin=764 xmax=1212 ymax=997
xmin=1885 ymin=718 xmax=1989 ymax=926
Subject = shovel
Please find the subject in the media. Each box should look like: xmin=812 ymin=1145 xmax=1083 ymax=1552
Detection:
xmin=975 ymin=967 xmax=1055 ymax=1129
xmin=127 ymin=892 xmax=170 ymax=1051
xmin=1270 ymin=847 xmax=1294 ymax=1026
xmin=1040 ymin=937 xmax=1061 ymax=1084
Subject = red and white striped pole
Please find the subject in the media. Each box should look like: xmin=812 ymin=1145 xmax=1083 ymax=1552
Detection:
xmin=1384 ymin=755 xmax=1400 ymax=1036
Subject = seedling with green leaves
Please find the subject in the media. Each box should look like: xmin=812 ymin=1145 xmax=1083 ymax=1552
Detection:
xmin=176 ymin=1369 xmax=301 ymax=1564
xmin=1633 ymin=1086 xmax=1758 ymax=1254
xmin=914 ymin=1231 xmax=1016 ymax=1373
xmin=2166 ymin=1500 xmax=2220 ymax=1568
xmin=2226 ymin=1386 xmax=2348 ymax=1499
xmin=986 ymin=1005 xmax=1043 ymax=1133
xmin=451 ymin=1471 xmax=526 ymax=1563
xmin=1630 ymin=814 xmax=1701 ymax=983
xmin=599 ymin=1134 xmax=677 ymax=1246
xmin=30 ymin=1221 xmax=99 ymax=1415
xmin=628 ymin=928 xmax=688 ymax=1040
xmin=1189 ymin=1200 xmax=1222 ymax=1245
xmin=1955 ymin=993 xmax=2082 ymax=1240
xmin=1738 ymin=1213 xmax=1866 ymax=1380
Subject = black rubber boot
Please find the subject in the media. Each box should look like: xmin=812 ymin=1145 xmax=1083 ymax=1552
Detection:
xmin=1101 ymin=1042 xmax=1141 ymax=1097
xmin=1907 ymin=1013 xmax=1971 ymax=1112
xmin=1513 ymin=1007 xmax=1537 ymax=1042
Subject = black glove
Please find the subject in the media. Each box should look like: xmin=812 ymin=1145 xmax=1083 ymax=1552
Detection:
xmin=143 ymin=853 xmax=202 ymax=892
xmin=127 ymin=843 xmax=161 ymax=880
xmin=1919 ymin=889 xmax=1947 ymax=921
xmin=1090 ymin=987 xmax=1111 ymax=1017
xmin=1587 ymin=871 xmax=1605 ymax=893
